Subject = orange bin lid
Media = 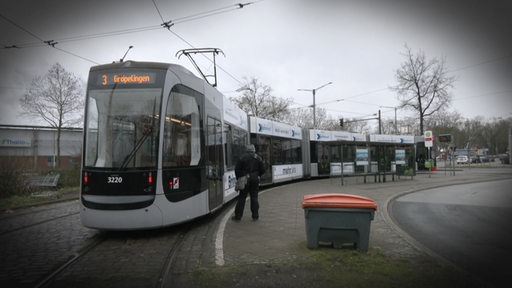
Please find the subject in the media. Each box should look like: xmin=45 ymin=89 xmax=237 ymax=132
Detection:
xmin=302 ymin=193 xmax=377 ymax=210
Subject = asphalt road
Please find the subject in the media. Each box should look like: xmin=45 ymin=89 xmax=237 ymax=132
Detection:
xmin=390 ymin=179 xmax=512 ymax=288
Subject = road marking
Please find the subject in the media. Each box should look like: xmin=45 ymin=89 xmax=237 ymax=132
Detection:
xmin=215 ymin=206 xmax=234 ymax=266
xmin=215 ymin=187 xmax=278 ymax=266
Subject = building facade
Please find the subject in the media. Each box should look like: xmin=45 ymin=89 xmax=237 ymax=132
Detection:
xmin=0 ymin=125 xmax=82 ymax=171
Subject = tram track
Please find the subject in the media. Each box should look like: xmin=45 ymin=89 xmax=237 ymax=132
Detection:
xmin=155 ymin=227 xmax=189 ymax=288
xmin=0 ymin=210 xmax=79 ymax=236
xmin=0 ymin=200 xmax=80 ymax=236
xmin=34 ymin=233 xmax=108 ymax=288
xmin=27 ymin=222 xmax=196 ymax=287
xmin=1 ymin=195 xmax=228 ymax=287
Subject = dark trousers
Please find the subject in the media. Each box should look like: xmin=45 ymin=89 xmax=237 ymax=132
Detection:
xmin=234 ymin=181 xmax=259 ymax=219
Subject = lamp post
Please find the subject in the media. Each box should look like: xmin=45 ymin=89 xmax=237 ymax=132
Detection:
xmin=298 ymin=81 xmax=332 ymax=128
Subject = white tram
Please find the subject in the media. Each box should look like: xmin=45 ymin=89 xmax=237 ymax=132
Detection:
xmin=80 ymin=61 xmax=248 ymax=230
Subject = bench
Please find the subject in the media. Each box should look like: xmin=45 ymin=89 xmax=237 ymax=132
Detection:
xmin=30 ymin=173 xmax=60 ymax=188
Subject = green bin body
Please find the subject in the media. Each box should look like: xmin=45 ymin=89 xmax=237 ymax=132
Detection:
xmin=302 ymin=194 xmax=377 ymax=251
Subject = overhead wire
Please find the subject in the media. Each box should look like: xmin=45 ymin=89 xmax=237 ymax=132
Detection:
xmin=176 ymin=3 xmax=258 ymax=86
xmin=314 ymin=53 xmax=512 ymax=114
xmin=53 ymin=46 xmax=99 ymax=65
xmin=173 ymin=4 xmax=249 ymax=24
xmin=0 ymin=13 xmax=44 ymax=42
xmin=448 ymin=54 xmax=512 ymax=73
xmin=1 ymin=2 xmax=260 ymax=69
xmin=315 ymin=88 xmax=389 ymax=106
xmin=1 ymin=3 xmax=257 ymax=49
xmin=152 ymin=0 xmax=166 ymax=23
xmin=2 ymin=0 xmax=509 ymax=107
xmin=152 ymin=2 xmax=257 ymax=86
xmin=0 ymin=12 xmax=99 ymax=64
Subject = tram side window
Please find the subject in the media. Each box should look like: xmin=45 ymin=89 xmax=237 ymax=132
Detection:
xmin=283 ymin=139 xmax=302 ymax=164
xmin=317 ymin=143 xmax=330 ymax=174
xmin=85 ymin=97 xmax=99 ymax=166
xmin=163 ymin=87 xmax=201 ymax=167
xmin=224 ymin=124 xmax=233 ymax=169
xmin=234 ymin=128 xmax=247 ymax=164
xmin=310 ymin=142 xmax=318 ymax=163
xmin=273 ymin=138 xmax=283 ymax=164
xmin=254 ymin=135 xmax=272 ymax=183
xmin=225 ymin=125 xmax=247 ymax=170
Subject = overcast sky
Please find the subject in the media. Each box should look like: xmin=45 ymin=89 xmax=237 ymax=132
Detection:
xmin=1 ymin=0 xmax=511 ymax=127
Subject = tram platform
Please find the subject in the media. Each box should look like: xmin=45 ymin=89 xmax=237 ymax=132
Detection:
xmin=220 ymin=175 xmax=421 ymax=266
xmin=203 ymin=168 xmax=511 ymax=287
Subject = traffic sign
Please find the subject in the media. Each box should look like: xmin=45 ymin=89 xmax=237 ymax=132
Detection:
xmin=424 ymin=130 xmax=433 ymax=147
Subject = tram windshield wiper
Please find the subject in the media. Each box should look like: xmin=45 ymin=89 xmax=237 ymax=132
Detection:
xmin=119 ymin=127 xmax=152 ymax=170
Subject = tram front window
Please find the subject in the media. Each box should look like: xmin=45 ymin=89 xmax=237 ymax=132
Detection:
xmin=85 ymin=88 xmax=161 ymax=169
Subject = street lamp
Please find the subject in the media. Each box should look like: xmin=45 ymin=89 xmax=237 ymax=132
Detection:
xmin=298 ymin=81 xmax=332 ymax=128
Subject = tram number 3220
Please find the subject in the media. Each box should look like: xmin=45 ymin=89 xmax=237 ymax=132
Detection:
xmin=107 ymin=176 xmax=123 ymax=184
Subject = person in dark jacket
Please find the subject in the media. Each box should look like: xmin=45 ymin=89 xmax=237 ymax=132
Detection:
xmin=233 ymin=144 xmax=265 ymax=220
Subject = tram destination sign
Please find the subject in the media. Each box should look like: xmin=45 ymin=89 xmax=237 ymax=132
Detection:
xmin=97 ymin=72 xmax=157 ymax=86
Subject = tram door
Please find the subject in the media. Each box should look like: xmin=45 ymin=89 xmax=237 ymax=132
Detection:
xmin=207 ymin=117 xmax=224 ymax=210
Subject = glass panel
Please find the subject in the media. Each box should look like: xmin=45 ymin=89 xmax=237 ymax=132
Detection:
xmin=206 ymin=117 xmax=223 ymax=178
xmin=85 ymin=88 xmax=161 ymax=169
xmin=281 ymin=139 xmax=302 ymax=164
xmin=234 ymin=128 xmax=247 ymax=166
xmin=225 ymin=125 xmax=247 ymax=170
xmin=273 ymin=138 xmax=283 ymax=164
xmin=224 ymin=124 xmax=232 ymax=168
xmin=162 ymin=87 xmax=201 ymax=167
xmin=345 ymin=144 xmax=355 ymax=162
xmin=330 ymin=144 xmax=340 ymax=162
xmin=290 ymin=139 xmax=302 ymax=163
xmin=254 ymin=135 xmax=271 ymax=183
xmin=317 ymin=143 xmax=330 ymax=174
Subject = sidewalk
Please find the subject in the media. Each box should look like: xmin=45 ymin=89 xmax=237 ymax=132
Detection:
xmin=202 ymin=168 xmax=511 ymax=287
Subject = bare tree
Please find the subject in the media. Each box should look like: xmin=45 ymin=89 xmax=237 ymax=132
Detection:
xmin=343 ymin=117 xmax=372 ymax=134
xmin=287 ymin=107 xmax=337 ymax=129
xmin=231 ymin=77 xmax=292 ymax=121
xmin=391 ymin=45 xmax=456 ymax=135
xmin=287 ymin=107 xmax=312 ymax=128
xmin=20 ymin=63 xmax=84 ymax=168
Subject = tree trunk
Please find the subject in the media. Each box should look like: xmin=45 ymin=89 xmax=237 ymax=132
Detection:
xmin=56 ymin=126 xmax=61 ymax=169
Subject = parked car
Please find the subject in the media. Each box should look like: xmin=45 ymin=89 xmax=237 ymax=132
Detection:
xmin=456 ymin=155 xmax=469 ymax=164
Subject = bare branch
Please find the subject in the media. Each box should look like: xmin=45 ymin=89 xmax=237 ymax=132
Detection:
xmin=230 ymin=77 xmax=292 ymax=122
xmin=391 ymin=44 xmax=456 ymax=134
xmin=20 ymin=62 xmax=84 ymax=168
